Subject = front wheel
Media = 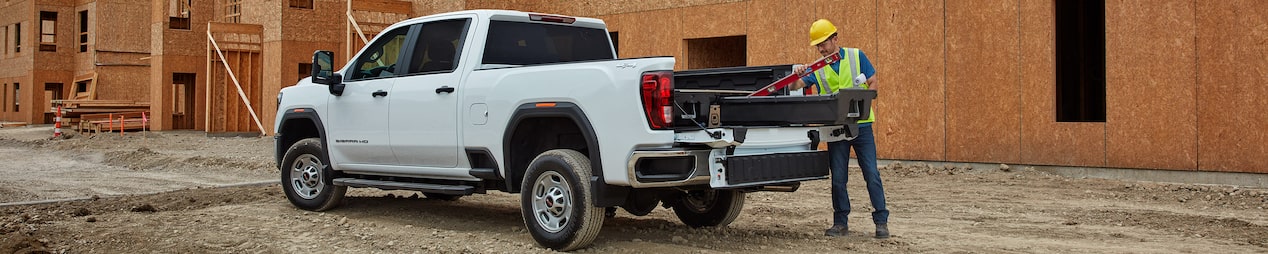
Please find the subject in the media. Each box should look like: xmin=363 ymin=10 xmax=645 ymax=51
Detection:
xmin=520 ymin=149 xmax=604 ymax=251
xmin=280 ymin=138 xmax=346 ymax=211
xmin=670 ymin=189 xmax=745 ymax=228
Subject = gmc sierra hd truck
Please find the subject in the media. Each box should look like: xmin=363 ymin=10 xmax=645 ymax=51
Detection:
xmin=274 ymin=10 xmax=875 ymax=251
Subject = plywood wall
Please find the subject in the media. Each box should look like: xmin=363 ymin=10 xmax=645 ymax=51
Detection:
xmin=1105 ymin=0 xmax=1198 ymax=170
xmin=1196 ymin=0 xmax=1268 ymax=174
xmin=944 ymin=0 xmax=1021 ymax=163
xmin=873 ymin=0 xmax=945 ymax=161
xmin=1019 ymin=0 xmax=1106 ymax=167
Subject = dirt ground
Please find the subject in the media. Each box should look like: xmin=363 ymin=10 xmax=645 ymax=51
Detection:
xmin=1 ymin=126 xmax=1266 ymax=253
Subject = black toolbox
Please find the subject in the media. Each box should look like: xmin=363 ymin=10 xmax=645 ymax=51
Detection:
xmin=671 ymin=65 xmax=877 ymax=137
xmin=717 ymin=89 xmax=876 ymax=126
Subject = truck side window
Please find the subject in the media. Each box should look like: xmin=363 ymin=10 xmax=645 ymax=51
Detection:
xmin=482 ymin=21 xmax=614 ymax=66
xmin=407 ymin=19 xmax=469 ymax=74
xmin=349 ymin=26 xmax=410 ymax=81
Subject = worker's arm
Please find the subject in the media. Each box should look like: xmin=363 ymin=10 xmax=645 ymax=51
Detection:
xmin=792 ymin=64 xmax=811 ymax=90
xmin=866 ymin=74 xmax=878 ymax=89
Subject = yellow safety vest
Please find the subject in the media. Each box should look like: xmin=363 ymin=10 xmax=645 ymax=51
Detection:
xmin=815 ymin=47 xmax=875 ymax=124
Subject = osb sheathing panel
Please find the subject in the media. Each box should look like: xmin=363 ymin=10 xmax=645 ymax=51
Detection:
xmin=464 ymin=0 xmax=543 ymax=13
xmin=0 ymin=75 xmax=36 ymax=121
xmin=746 ymin=0 xmax=814 ymax=67
xmin=153 ymin=0 xmax=214 ymax=57
xmin=944 ymin=0 xmax=1020 ymax=163
xmin=680 ymin=2 xmax=746 ymax=39
xmin=0 ymin=75 xmax=36 ymax=122
xmin=0 ymin=2 xmax=31 ymax=67
xmin=542 ymin=0 xmax=743 ymax=17
xmin=873 ymin=0 xmax=944 ymax=161
xmin=73 ymin=1 xmax=97 ymax=74
xmin=1196 ymin=0 xmax=1268 ymax=174
xmin=96 ymin=51 xmax=149 ymax=65
xmin=32 ymin=4 xmax=76 ymax=72
xmin=93 ymin=65 xmax=149 ymax=101
xmin=148 ymin=56 xmax=169 ymax=130
xmin=95 ymin=0 xmax=151 ymax=53
xmin=814 ymin=0 xmax=877 ymax=53
xmin=261 ymin=41 xmax=282 ymax=133
xmin=279 ymin=0 xmax=345 ymax=44
xmin=1018 ymin=0 xmax=1105 ymax=167
xmin=609 ymin=8 xmax=682 ymax=69
xmin=0 ymin=53 xmax=31 ymax=81
xmin=238 ymin=0 xmax=279 ymax=41
xmin=148 ymin=55 xmax=209 ymax=131
xmin=30 ymin=70 xmax=72 ymax=116
xmin=1105 ymin=0 xmax=1197 ymax=170
xmin=412 ymin=0 xmax=466 ymax=17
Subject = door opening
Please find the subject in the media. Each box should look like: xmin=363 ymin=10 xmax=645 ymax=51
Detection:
xmin=172 ymin=73 xmax=197 ymax=129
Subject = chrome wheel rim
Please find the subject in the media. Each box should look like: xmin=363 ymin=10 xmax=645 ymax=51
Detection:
xmin=531 ymin=171 xmax=572 ymax=233
xmin=290 ymin=154 xmax=325 ymax=200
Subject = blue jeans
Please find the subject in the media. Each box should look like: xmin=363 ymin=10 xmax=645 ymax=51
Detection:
xmin=828 ymin=124 xmax=888 ymax=226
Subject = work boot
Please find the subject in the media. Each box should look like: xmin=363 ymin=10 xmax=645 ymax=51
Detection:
xmin=875 ymin=223 xmax=890 ymax=239
xmin=824 ymin=225 xmax=848 ymax=237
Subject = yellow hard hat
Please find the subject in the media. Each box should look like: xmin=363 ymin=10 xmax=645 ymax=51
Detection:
xmin=809 ymin=19 xmax=837 ymax=46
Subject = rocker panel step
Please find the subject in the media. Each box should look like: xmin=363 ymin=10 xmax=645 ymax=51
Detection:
xmin=333 ymin=178 xmax=474 ymax=195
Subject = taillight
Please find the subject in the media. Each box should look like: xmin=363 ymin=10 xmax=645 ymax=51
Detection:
xmin=640 ymin=71 xmax=674 ymax=130
xmin=528 ymin=14 xmax=576 ymax=24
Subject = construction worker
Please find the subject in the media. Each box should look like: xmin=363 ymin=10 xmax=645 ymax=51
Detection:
xmin=791 ymin=19 xmax=888 ymax=239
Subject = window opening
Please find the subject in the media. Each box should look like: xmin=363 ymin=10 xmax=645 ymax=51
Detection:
xmin=39 ymin=11 xmax=56 ymax=52
xmin=289 ymin=0 xmax=313 ymax=9
xmin=685 ymin=35 xmax=747 ymax=69
xmin=224 ymin=0 xmax=241 ymax=23
xmin=170 ymin=0 xmax=191 ymax=30
xmin=1055 ymin=0 xmax=1106 ymax=122
xmin=78 ymin=10 xmax=88 ymax=52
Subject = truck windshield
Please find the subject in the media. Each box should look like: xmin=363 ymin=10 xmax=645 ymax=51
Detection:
xmin=482 ymin=21 xmax=614 ymax=66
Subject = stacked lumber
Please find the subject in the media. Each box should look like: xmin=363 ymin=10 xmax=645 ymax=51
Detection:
xmin=79 ymin=111 xmax=148 ymax=133
xmin=52 ymin=100 xmax=150 ymax=133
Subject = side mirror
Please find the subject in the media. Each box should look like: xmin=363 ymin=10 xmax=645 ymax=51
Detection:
xmin=311 ymin=50 xmax=345 ymax=96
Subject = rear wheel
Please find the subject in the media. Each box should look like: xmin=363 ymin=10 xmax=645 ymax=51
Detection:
xmin=280 ymin=138 xmax=346 ymax=211
xmin=520 ymin=149 xmax=604 ymax=251
xmin=670 ymin=189 xmax=745 ymax=227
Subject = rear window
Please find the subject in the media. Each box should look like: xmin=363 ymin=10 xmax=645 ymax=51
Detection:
xmin=482 ymin=21 xmax=614 ymax=66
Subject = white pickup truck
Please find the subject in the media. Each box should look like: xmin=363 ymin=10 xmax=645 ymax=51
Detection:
xmin=274 ymin=9 xmax=875 ymax=251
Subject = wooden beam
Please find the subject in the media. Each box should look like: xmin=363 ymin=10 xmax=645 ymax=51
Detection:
xmin=351 ymin=0 xmax=412 ymax=15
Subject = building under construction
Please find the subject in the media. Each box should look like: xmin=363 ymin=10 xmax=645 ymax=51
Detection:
xmin=1 ymin=0 xmax=1265 ymax=174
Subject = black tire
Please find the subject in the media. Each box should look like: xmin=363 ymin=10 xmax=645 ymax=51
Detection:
xmin=280 ymin=138 xmax=346 ymax=211
xmin=670 ymin=189 xmax=745 ymax=228
xmin=520 ymin=149 xmax=604 ymax=251
xmin=423 ymin=192 xmax=462 ymax=201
